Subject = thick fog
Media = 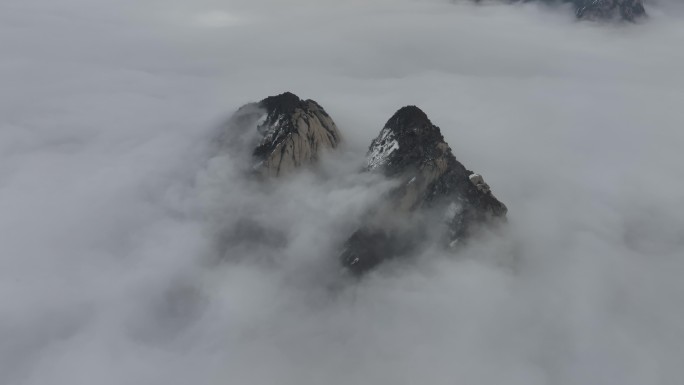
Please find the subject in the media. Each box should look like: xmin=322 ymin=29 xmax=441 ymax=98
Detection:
xmin=2 ymin=0 xmax=684 ymax=384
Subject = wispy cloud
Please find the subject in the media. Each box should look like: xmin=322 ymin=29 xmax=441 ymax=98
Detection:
xmin=1 ymin=1 xmax=683 ymax=384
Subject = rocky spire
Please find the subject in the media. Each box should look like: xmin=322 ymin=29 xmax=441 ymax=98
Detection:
xmin=252 ymin=92 xmax=341 ymax=177
xmin=340 ymin=106 xmax=507 ymax=274
xmin=217 ymin=92 xmax=342 ymax=177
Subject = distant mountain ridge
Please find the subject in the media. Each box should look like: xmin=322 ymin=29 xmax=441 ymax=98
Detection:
xmin=488 ymin=0 xmax=647 ymax=21
xmin=571 ymin=0 xmax=646 ymax=20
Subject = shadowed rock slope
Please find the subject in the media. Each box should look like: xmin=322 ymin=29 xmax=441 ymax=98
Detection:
xmin=340 ymin=106 xmax=507 ymax=274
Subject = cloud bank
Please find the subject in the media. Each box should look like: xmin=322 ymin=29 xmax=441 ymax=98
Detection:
xmin=1 ymin=0 xmax=683 ymax=384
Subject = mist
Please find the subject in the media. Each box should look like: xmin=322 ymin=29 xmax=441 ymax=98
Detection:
xmin=1 ymin=0 xmax=684 ymax=384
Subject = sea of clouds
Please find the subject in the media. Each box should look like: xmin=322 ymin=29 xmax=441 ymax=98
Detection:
xmin=1 ymin=0 xmax=683 ymax=384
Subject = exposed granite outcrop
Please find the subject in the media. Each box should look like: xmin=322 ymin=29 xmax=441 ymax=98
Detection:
xmin=217 ymin=92 xmax=341 ymax=177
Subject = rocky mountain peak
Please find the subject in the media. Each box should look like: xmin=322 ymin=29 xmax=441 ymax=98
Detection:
xmin=385 ymin=105 xmax=433 ymax=134
xmin=217 ymin=92 xmax=342 ymax=177
xmin=259 ymin=91 xmax=303 ymax=114
xmin=218 ymin=97 xmax=508 ymax=275
xmin=367 ymin=106 xmax=447 ymax=174
xmin=342 ymin=106 xmax=507 ymax=274
xmin=251 ymin=92 xmax=341 ymax=177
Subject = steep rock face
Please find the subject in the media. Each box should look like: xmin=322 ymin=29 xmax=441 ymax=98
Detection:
xmin=218 ymin=92 xmax=342 ymax=177
xmin=340 ymin=106 xmax=507 ymax=274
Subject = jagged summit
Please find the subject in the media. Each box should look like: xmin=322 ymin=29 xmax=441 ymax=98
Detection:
xmin=367 ymin=106 xmax=449 ymax=175
xmin=251 ymin=92 xmax=340 ymax=177
xmin=385 ymin=106 xmax=433 ymax=133
xmin=342 ymin=106 xmax=507 ymax=274
xmin=260 ymin=91 xmax=302 ymax=114
xmin=218 ymin=92 xmax=341 ymax=177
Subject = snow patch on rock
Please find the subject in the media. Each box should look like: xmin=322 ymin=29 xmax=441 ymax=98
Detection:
xmin=367 ymin=128 xmax=399 ymax=171
xmin=257 ymin=114 xmax=288 ymax=149
xmin=469 ymin=173 xmax=491 ymax=194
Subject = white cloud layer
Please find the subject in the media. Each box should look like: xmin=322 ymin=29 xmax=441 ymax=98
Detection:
xmin=1 ymin=1 xmax=683 ymax=384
